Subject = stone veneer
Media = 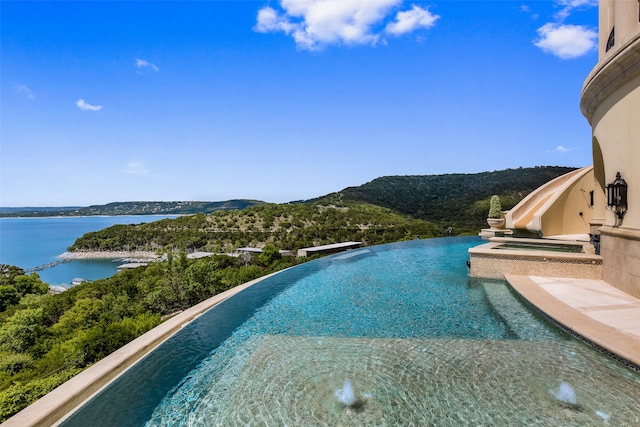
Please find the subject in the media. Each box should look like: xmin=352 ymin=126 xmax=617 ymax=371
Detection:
xmin=600 ymin=226 xmax=640 ymax=298
xmin=469 ymin=242 xmax=602 ymax=280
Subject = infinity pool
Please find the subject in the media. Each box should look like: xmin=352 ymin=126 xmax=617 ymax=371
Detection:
xmin=61 ymin=237 xmax=640 ymax=426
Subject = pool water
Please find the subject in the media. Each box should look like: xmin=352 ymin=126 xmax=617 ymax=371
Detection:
xmin=495 ymin=242 xmax=584 ymax=253
xmin=61 ymin=237 xmax=640 ymax=426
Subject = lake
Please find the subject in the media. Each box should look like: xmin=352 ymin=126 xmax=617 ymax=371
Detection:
xmin=0 ymin=216 xmax=177 ymax=287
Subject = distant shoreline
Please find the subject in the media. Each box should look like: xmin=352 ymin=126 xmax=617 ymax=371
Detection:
xmin=59 ymin=251 xmax=159 ymax=260
xmin=0 ymin=199 xmax=263 ymax=218
xmin=0 ymin=214 xmax=182 ymax=220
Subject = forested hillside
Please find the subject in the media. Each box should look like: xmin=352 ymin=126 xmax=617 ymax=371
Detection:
xmin=335 ymin=166 xmax=577 ymax=231
xmin=69 ymin=202 xmax=440 ymax=253
xmin=68 ymin=166 xmax=577 ymax=254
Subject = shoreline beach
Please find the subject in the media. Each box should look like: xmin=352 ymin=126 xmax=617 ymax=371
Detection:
xmin=59 ymin=251 xmax=159 ymax=260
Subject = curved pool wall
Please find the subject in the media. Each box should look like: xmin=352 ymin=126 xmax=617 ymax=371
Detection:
xmin=57 ymin=237 xmax=640 ymax=426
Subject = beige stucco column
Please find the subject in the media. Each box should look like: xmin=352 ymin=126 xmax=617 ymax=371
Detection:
xmin=599 ymin=0 xmax=615 ymax=56
xmin=614 ymin=0 xmax=639 ymax=48
xmin=581 ymin=1 xmax=640 ymax=297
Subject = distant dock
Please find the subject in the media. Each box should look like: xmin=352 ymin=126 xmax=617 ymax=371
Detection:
xmin=26 ymin=259 xmax=71 ymax=273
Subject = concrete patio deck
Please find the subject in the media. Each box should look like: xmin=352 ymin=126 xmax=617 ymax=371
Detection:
xmin=506 ymin=274 xmax=640 ymax=369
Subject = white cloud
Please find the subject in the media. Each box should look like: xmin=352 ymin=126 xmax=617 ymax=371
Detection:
xmin=16 ymin=84 xmax=35 ymax=99
xmin=255 ymin=6 xmax=307 ymax=44
xmin=533 ymin=0 xmax=597 ymax=58
xmin=517 ymin=4 xmax=539 ymax=20
xmin=385 ymin=5 xmax=439 ymax=35
xmin=254 ymin=0 xmax=438 ymax=50
xmin=75 ymin=99 xmax=103 ymax=111
xmin=534 ymin=23 xmax=597 ymax=59
xmin=554 ymin=0 xmax=598 ymax=21
xmin=547 ymin=145 xmax=576 ymax=153
xmin=121 ymin=161 xmax=150 ymax=175
xmin=135 ymin=58 xmax=159 ymax=72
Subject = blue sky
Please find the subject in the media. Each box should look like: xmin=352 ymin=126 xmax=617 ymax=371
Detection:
xmin=2 ymin=0 xmax=598 ymax=206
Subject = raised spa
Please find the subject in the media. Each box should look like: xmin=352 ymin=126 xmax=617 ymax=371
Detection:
xmin=494 ymin=242 xmax=584 ymax=253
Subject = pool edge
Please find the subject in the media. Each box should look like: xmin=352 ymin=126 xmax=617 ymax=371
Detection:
xmin=505 ymin=274 xmax=640 ymax=370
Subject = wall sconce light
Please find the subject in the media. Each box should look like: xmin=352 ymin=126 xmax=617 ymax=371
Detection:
xmin=606 ymin=172 xmax=628 ymax=223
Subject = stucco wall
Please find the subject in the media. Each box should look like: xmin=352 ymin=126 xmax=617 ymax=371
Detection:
xmin=580 ymin=4 xmax=640 ymax=295
xmin=600 ymin=226 xmax=640 ymax=298
xmin=591 ymin=75 xmax=640 ymax=230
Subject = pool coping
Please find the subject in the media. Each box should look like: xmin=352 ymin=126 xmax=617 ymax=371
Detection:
xmin=2 ymin=270 xmax=285 ymax=427
xmin=505 ymin=274 xmax=640 ymax=370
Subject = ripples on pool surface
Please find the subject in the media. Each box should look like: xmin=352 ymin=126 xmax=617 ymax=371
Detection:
xmin=61 ymin=237 xmax=640 ymax=426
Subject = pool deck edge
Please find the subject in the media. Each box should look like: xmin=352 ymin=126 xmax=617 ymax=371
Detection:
xmin=505 ymin=274 xmax=640 ymax=369
xmin=2 ymin=270 xmax=284 ymax=427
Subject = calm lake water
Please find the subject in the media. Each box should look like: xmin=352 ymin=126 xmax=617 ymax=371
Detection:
xmin=0 ymin=216 xmax=176 ymax=287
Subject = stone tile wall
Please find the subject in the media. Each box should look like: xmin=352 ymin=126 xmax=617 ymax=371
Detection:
xmin=469 ymin=253 xmax=602 ymax=280
xmin=468 ymin=241 xmax=602 ymax=280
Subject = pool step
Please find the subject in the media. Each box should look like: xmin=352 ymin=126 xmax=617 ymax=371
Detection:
xmin=482 ymin=282 xmax=560 ymax=341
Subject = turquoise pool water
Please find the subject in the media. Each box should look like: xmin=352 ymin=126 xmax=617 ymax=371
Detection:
xmin=61 ymin=237 xmax=640 ymax=426
xmin=495 ymin=242 xmax=584 ymax=253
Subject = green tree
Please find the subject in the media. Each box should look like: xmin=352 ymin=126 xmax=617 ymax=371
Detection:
xmin=0 ymin=369 xmax=81 ymax=422
xmin=101 ymin=293 xmax=134 ymax=321
xmin=0 ymin=352 xmax=33 ymax=374
xmin=0 ymin=265 xmax=26 ymax=286
xmin=0 ymin=308 xmax=45 ymax=353
xmin=258 ymin=244 xmax=281 ymax=267
xmin=51 ymin=298 xmax=103 ymax=336
xmin=0 ymin=268 xmax=48 ymax=312
xmin=13 ymin=274 xmax=48 ymax=296
xmin=0 ymin=286 xmax=19 ymax=312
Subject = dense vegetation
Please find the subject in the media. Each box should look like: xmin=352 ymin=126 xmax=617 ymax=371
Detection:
xmin=69 ymin=202 xmax=441 ymax=254
xmin=0 ymin=200 xmax=263 ymax=218
xmin=335 ymin=166 xmax=577 ymax=231
xmin=0 ymin=249 xmax=298 ymax=422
